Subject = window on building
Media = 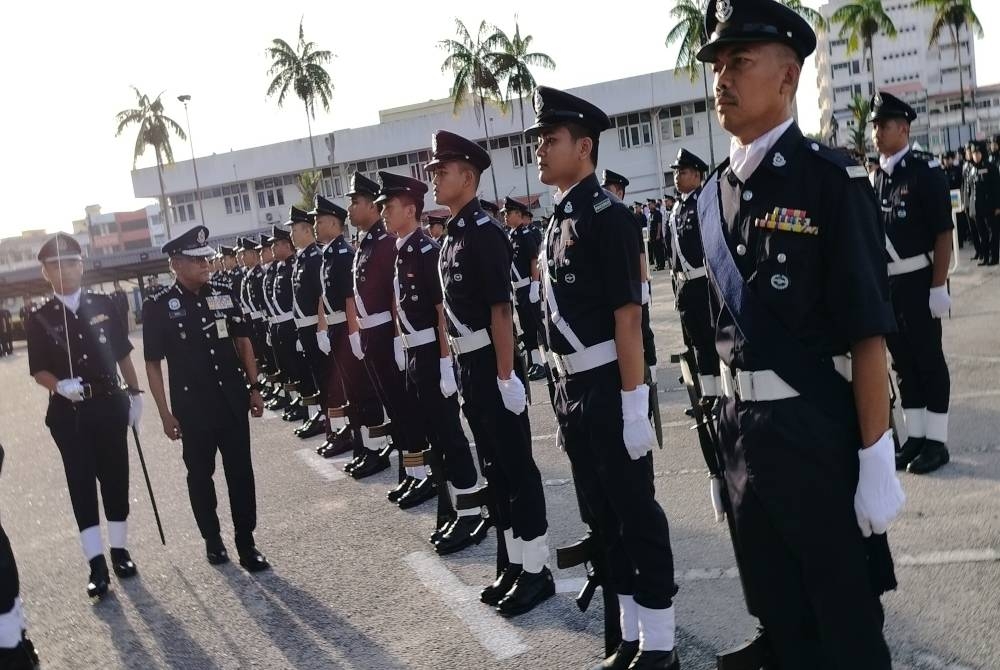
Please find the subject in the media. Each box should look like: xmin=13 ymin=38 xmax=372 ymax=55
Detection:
xmin=320 ymin=166 xmax=344 ymax=197
xmin=254 ymin=178 xmax=286 ymax=209
xmin=613 ymin=112 xmax=653 ymax=149
xmin=510 ymin=135 xmax=537 ymax=168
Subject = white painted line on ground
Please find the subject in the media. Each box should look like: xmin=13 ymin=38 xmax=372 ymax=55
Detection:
xmin=952 ymin=389 xmax=1000 ymax=400
xmin=294 ymin=448 xmax=346 ymax=482
xmin=913 ymin=651 xmax=975 ymax=670
xmin=403 ymin=551 xmax=529 ymax=662
xmin=895 ymin=548 xmax=1000 ymax=567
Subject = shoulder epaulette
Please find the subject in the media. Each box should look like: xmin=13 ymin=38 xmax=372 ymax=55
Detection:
xmin=804 ymin=138 xmax=869 ymax=179
xmin=145 ymin=285 xmax=171 ymax=303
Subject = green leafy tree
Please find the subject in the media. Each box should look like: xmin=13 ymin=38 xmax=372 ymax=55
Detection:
xmin=665 ymin=0 xmax=717 ymax=168
xmin=779 ymin=0 xmax=830 ymax=32
xmin=295 ymin=170 xmax=322 ymax=210
xmin=832 ymin=0 xmax=897 ymax=95
xmin=848 ymin=94 xmax=872 ymax=160
xmin=915 ymin=0 xmax=984 ymax=125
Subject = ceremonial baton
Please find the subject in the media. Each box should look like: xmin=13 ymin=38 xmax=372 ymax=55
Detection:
xmin=131 ymin=426 xmax=166 ymax=545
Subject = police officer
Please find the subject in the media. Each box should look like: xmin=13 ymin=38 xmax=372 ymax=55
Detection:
xmin=525 ymin=88 xmax=678 ymax=669
xmin=271 ymin=220 xmax=310 ymax=423
xmin=377 ymin=171 xmax=487 ymax=548
xmin=502 ymin=196 xmax=547 ymax=381
xmin=479 ymin=199 xmax=500 ymax=218
xmin=288 ymin=208 xmax=330 ymax=439
xmin=990 ymin=135 xmax=1000 ymax=166
xmin=0 ymin=444 xmax=40 ymax=669
xmin=347 ymin=172 xmax=421 ymax=483
xmin=968 ymin=141 xmax=1000 ymax=266
xmin=257 ymin=235 xmax=290 ymax=410
xmin=871 ymin=92 xmax=954 ymax=474
xmin=425 ymin=130 xmax=552 ymax=617
xmin=25 ymin=233 xmax=142 ymax=599
xmin=667 ymin=149 xmax=720 ymax=399
xmin=646 ymin=199 xmax=666 ymax=270
xmin=695 ymin=1 xmax=904 ymax=665
xmin=0 ymin=309 xmax=12 ymax=356
xmin=236 ymin=237 xmax=270 ymax=387
xmin=426 ymin=215 xmax=447 ymax=242
xmin=143 ymin=225 xmax=270 ymax=573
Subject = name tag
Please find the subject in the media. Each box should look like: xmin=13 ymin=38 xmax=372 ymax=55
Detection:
xmin=206 ymin=295 xmax=234 ymax=311
xmin=216 ymin=318 xmax=229 ymax=338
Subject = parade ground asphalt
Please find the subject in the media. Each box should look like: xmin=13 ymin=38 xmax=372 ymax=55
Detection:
xmin=1 ymin=247 xmax=998 ymax=670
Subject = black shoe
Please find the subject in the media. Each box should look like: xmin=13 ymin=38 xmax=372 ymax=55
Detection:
xmin=435 ymin=516 xmax=488 ymax=556
xmin=110 ymin=548 xmax=138 ymax=579
xmin=87 ymin=555 xmax=110 ymax=599
xmin=238 ymin=547 xmax=271 ymax=573
xmin=387 ymin=476 xmax=415 ymax=503
xmin=295 ymin=414 xmax=327 ymax=439
xmin=206 ymin=536 xmax=230 ymax=565
xmin=344 ymin=454 xmax=364 ymax=474
xmin=526 ymin=364 xmax=547 ymax=381
xmin=283 ymin=403 xmax=308 ymax=422
xmin=978 ymin=259 xmax=990 ymax=266
xmin=627 ymin=649 xmax=679 ymax=670
xmin=480 ymin=564 xmax=523 ymax=606
xmin=989 ymin=260 xmax=999 ymax=266
xmin=350 ymin=451 xmax=390 ymax=479
xmin=397 ymin=478 xmax=436 ymax=509
xmin=266 ymin=396 xmax=289 ymax=410
xmin=496 ymin=566 xmax=555 ymax=617
xmin=430 ymin=518 xmax=457 ymax=545
xmin=0 ymin=635 xmax=40 ymax=669
xmin=591 ymin=640 xmax=640 ymax=670
xmin=895 ymin=436 xmax=926 ymax=471
xmin=321 ymin=435 xmax=356 ymax=459
xmin=907 ymin=439 xmax=950 ymax=474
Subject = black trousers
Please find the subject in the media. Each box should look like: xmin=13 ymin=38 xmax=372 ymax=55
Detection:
xmin=296 ymin=325 xmax=328 ymax=404
xmin=328 ymin=323 xmax=383 ymax=428
xmin=406 ymin=342 xmax=477 ymax=489
xmin=274 ymin=322 xmax=310 ymax=396
xmin=553 ymin=363 xmax=676 ymax=609
xmin=886 ymin=270 xmax=950 ymax=415
xmin=640 ymin=303 xmax=656 ymax=367
xmin=649 ymin=239 xmax=666 ymax=270
xmin=974 ymin=212 xmax=996 ymax=262
xmin=47 ymin=394 xmax=130 ymax=531
xmin=988 ymin=213 xmax=1000 ymax=263
xmin=676 ymin=277 xmax=719 ymax=381
xmin=360 ymin=323 xmax=422 ymax=455
xmin=178 ymin=398 xmax=257 ymax=541
xmin=458 ymin=345 xmax=547 ymax=541
xmin=717 ymin=396 xmax=891 ymax=669
xmin=513 ymin=288 xmax=545 ymax=353
xmin=0 ymin=525 xmax=20 ymax=614
xmin=249 ymin=317 xmax=273 ymax=373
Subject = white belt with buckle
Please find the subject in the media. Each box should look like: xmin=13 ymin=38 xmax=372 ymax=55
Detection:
xmin=449 ymin=328 xmax=491 ymax=355
xmin=272 ymin=312 xmax=294 ymax=324
xmin=548 ymin=340 xmax=618 ymax=377
xmin=720 ymin=355 xmax=852 ymax=401
xmin=673 ymin=266 xmax=707 ymax=282
xmin=250 ymin=311 xmax=264 ymax=320
xmin=358 ymin=311 xmax=392 ymax=330
xmin=400 ymin=328 xmax=436 ymax=349
xmin=294 ymin=315 xmax=319 ymax=328
xmin=325 ymin=311 xmax=347 ymax=326
xmin=512 ymin=277 xmax=531 ymax=290
xmin=887 ymin=254 xmax=931 ymax=276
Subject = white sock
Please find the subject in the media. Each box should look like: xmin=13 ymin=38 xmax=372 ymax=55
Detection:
xmin=411 ymin=465 xmax=428 ymax=479
xmin=0 ymin=598 xmax=24 ymax=648
xmin=453 ymin=486 xmax=481 ymax=517
xmin=531 ymin=349 xmax=544 ymax=366
xmin=361 ymin=427 xmax=387 ymax=452
xmin=521 ymin=533 xmax=549 ymax=573
xmin=307 ymin=404 xmax=320 ymax=415
xmin=80 ymin=525 xmax=103 ymax=561
xmin=619 ymin=594 xmax=639 ymax=643
xmin=903 ymin=408 xmax=926 ymax=438
xmin=637 ymin=603 xmax=675 ymax=652
xmin=926 ymin=410 xmax=949 ymax=443
xmin=107 ymin=520 xmax=128 ymax=549
xmin=698 ymin=374 xmax=719 ymax=397
xmin=503 ymin=529 xmax=524 ymax=565
xmin=328 ymin=416 xmax=347 ymax=432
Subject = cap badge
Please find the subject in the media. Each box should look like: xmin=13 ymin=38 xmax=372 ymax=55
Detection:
xmin=716 ymin=0 xmax=734 ymax=23
xmin=168 ymin=298 xmax=181 ymax=310
xmin=874 ymin=93 xmax=883 ymax=107
xmin=533 ymin=90 xmax=544 ymax=112
xmin=196 ymin=229 xmax=206 ymax=244
xmin=772 ymin=153 xmax=787 ymax=168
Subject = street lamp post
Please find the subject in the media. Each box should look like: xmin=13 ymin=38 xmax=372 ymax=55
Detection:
xmin=177 ymin=95 xmax=206 ymax=224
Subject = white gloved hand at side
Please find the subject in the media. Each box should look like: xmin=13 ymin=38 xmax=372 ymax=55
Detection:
xmin=710 ymin=476 xmax=726 ymax=523
xmin=56 ymin=377 xmax=85 ymax=402
xmin=641 ymin=281 xmax=651 ymax=305
xmin=393 ymin=336 xmax=405 ymax=371
xmin=928 ymin=285 xmax=952 ymax=319
xmin=497 ymin=375 xmax=527 ymax=414
xmin=621 ymin=384 xmax=656 ymax=460
xmin=529 ymin=281 xmax=541 ymax=304
xmin=349 ymin=332 xmax=364 ymax=360
xmin=128 ymin=394 xmax=143 ymax=428
xmin=439 ymin=357 xmax=458 ymax=397
xmin=855 ymin=429 xmax=906 ymax=537
xmin=316 ymin=330 xmax=331 ymax=355
xmin=295 ymin=338 xmax=304 ymax=353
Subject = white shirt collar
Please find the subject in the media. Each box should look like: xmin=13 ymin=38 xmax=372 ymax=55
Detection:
xmin=729 ymin=117 xmax=795 ymax=183
xmin=55 ymin=288 xmax=82 ymax=314
xmin=879 ymin=145 xmax=911 ymax=176
xmin=395 ymin=228 xmax=417 ymax=250
xmin=553 ymin=181 xmax=582 ymax=206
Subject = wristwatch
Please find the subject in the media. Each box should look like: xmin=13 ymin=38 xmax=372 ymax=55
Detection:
xmin=247 ymin=382 xmax=264 ymax=393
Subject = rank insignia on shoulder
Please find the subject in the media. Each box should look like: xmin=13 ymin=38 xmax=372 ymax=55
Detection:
xmin=846 ymin=165 xmax=868 ymax=179
xmin=755 ymin=208 xmax=818 ymax=235
xmin=593 ymin=198 xmax=611 ymax=214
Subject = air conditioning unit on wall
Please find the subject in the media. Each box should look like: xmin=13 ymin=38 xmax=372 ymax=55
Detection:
xmin=265 ymin=213 xmax=274 ymax=222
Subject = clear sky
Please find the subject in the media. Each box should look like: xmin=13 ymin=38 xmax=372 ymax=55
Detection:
xmin=2 ymin=0 xmax=996 ymax=238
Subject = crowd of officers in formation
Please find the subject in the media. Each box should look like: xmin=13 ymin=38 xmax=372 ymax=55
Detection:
xmin=2 ymin=0 xmax=985 ymax=667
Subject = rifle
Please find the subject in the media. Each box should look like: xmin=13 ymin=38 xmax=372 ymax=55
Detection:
xmin=556 ymin=532 xmax=621 ymax=657
xmin=646 ymin=365 xmax=663 ymax=448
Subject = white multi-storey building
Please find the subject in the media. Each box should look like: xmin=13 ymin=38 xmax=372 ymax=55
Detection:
xmin=816 ymin=0 xmax=980 ymax=152
xmin=131 ymin=68 xmax=741 ymax=246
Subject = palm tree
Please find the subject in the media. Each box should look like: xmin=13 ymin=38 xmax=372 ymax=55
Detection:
xmin=665 ymin=0 xmax=718 ymax=168
xmin=779 ymin=0 xmax=830 ymax=33
xmin=440 ymin=19 xmax=505 ymax=202
xmin=489 ymin=20 xmax=556 ymax=202
xmin=915 ymin=0 xmax=984 ymax=125
xmin=266 ymin=18 xmax=334 ymax=169
xmin=832 ymin=0 xmax=897 ymax=96
xmin=114 ymin=87 xmax=187 ymax=239
xmin=295 ymin=170 xmax=322 ymax=210
xmin=848 ymin=94 xmax=872 ymax=160
xmin=827 ymin=115 xmax=840 ymax=146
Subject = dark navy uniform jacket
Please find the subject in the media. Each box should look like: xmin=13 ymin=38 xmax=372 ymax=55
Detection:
xmin=542 ymin=173 xmax=643 ymax=355
xmin=439 ymin=199 xmax=513 ymax=336
xmin=968 ymin=159 xmax=1000 ymax=216
xmin=142 ymin=282 xmax=251 ymax=422
xmin=354 ymin=221 xmax=397 ymax=317
xmin=709 ymin=124 xmax=896 ymax=374
xmin=291 ymin=242 xmax=323 ymax=321
xmin=272 ymin=258 xmax=295 ymax=315
xmin=873 ymin=151 xmax=953 ymax=263
xmin=262 ymin=263 xmax=279 ymax=318
xmin=395 ymin=229 xmax=442 ymax=333
xmin=321 ymin=235 xmax=355 ymax=313
xmin=669 ymin=187 xmax=705 ymax=274
xmin=509 ymin=225 xmax=540 ymax=286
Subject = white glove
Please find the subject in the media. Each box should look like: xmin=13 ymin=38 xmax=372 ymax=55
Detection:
xmin=529 ymin=281 xmax=541 ymax=304
xmin=128 ymin=394 xmax=143 ymax=428
xmin=349 ymin=331 xmax=364 ymax=360
xmin=497 ymin=375 xmax=527 ymax=414
xmin=295 ymin=338 xmax=304 ymax=353
xmin=393 ymin=336 xmax=405 ymax=371
xmin=316 ymin=330 xmax=331 ymax=355
xmin=56 ymin=377 xmax=85 ymax=402
xmin=266 ymin=331 xmax=272 ymax=347
xmin=710 ymin=476 xmax=726 ymax=523
xmin=641 ymin=281 xmax=651 ymax=305
xmin=621 ymin=384 xmax=656 ymax=460
xmin=854 ymin=429 xmax=906 ymax=537
xmin=928 ymin=285 xmax=951 ymax=319
xmin=439 ymin=357 xmax=458 ymax=397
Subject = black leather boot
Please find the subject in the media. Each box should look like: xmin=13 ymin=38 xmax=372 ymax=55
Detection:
xmin=397 ymin=478 xmax=436 ymax=509
xmin=387 ymin=477 xmax=415 ymax=503
xmin=87 ymin=555 xmax=110 ymax=599
xmin=627 ymin=649 xmax=679 ymax=669
xmin=350 ymin=451 xmax=390 ymax=479
xmin=109 ymin=548 xmax=138 ymax=579
xmin=496 ymin=566 xmax=555 ymax=617
xmin=907 ymin=439 xmax=950 ymax=474
xmin=236 ymin=534 xmax=271 ymax=573
xmin=895 ymin=436 xmax=925 ymax=470
xmin=435 ymin=516 xmax=488 ymax=556
xmin=480 ymin=564 xmax=522 ymax=606
xmin=590 ymin=640 xmax=640 ymax=670
xmin=206 ymin=535 xmax=230 ymax=565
